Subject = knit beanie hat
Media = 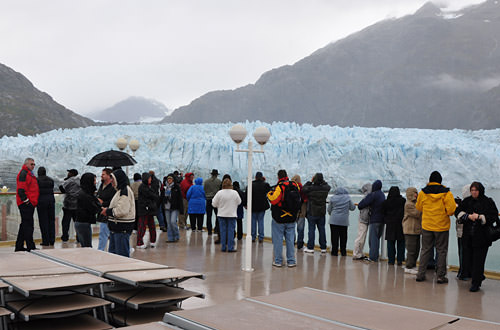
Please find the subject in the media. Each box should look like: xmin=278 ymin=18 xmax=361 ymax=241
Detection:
xmin=429 ymin=171 xmax=442 ymax=184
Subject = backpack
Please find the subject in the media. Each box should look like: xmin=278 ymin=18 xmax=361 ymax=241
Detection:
xmin=269 ymin=180 xmax=302 ymax=223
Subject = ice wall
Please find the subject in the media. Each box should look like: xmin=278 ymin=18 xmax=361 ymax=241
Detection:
xmin=0 ymin=122 xmax=499 ymax=192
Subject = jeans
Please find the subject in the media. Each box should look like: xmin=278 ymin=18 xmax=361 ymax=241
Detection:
xmin=98 ymin=222 xmax=110 ymax=251
xmin=157 ymin=205 xmax=166 ymax=228
xmin=330 ymin=224 xmax=348 ymax=256
xmin=109 ymin=232 xmax=130 ymax=257
xmin=75 ymin=222 xmax=92 ymax=248
xmin=219 ymin=217 xmax=236 ymax=251
xmin=368 ymin=223 xmax=384 ymax=261
xmin=61 ymin=208 xmax=77 ymax=242
xmin=37 ymin=201 xmax=55 ymax=245
xmin=165 ymin=209 xmax=180 ymax=241
xmin=353 ymin=222 xmax=368 ymax=258
xmin=15 ymin=203 xmax=36 ymax=251
xmin=251 ymin=211 xmax=265 ymax=241
xmin=306 ymin=216 xmax=326 ymax=250
xmin=272 ymin=220 xmax=296 ymax=265
xmin=387 ymin=239 xmax=405 ymax=264
xmin=417 ymin=230 xmax=449 ymax=278
xmin=296 ymin=217 xmax=305 ymax=249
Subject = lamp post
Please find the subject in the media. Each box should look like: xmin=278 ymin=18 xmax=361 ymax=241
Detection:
xmin=229 ymin=125 xmax=271 ymax=272
xmin=116 ymin=138 xmax=140 ymax=177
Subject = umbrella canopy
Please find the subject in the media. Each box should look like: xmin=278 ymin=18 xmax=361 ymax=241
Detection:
xmin=87 ymin=150 xmax=137 ymax=167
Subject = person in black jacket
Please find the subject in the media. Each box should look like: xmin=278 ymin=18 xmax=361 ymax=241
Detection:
xmin=302 ymin=173 xmax=331 ymax=254
xmin=358 ymin=180 xmax=386 ymax=262
xmin=36 ymin=167 xmax=55 ymax=246
xmin=162 ymin=174 xmax=184 ymax=242
xmin=76 ymin=173 xmax=101 ymax=248
xmin=233 ymin=181 xmax=245 ymax=240
xmin=455 ymin=182 xmax=499 ymax=292
xmin=137 ymin=172 xmax=159 ymax=248
xmin=245 ymin=171 xmax=271 ymax=243
xmin=382 ymin=186 xmax=406 ymax=265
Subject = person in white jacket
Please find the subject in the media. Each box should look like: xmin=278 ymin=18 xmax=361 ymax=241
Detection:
xmin=212 ymin=178 xmax=241 ymax=252
xmin=101 ymin=169 xmax=136 ymax=257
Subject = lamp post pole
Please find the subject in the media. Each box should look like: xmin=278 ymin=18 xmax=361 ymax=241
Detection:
xmin=229 ymin=125 xmax=270 ymax=272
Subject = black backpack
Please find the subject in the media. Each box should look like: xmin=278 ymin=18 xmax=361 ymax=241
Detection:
xmin=269 ymin=180 xmax=302 ymax=223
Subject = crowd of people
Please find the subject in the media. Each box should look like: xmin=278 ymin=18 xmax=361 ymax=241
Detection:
xmin=14 ymin=158 xmax=500 ymax=293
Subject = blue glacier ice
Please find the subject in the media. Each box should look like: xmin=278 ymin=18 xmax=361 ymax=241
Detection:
xmin=0 ymin=122 xmax=499 ymax=191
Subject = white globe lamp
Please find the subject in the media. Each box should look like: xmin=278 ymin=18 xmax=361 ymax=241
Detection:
xmin=116 ymin=138 xmax=128 ymax=151
xmin=229 ymin=125 xmax=248 ymax=145
xmin=253 ymin=126 xmax=271 ymax=146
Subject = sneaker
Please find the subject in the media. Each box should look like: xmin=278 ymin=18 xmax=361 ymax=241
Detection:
xmin=353 ymin=256 xmax=365 ymax=260
xmin=365 ymin=258 xmax=376 ymax=263
xmin=416 ymin=275 xmax=426 ymax=282
xmin=137 ymin=244 xmax=147 ymax=249
xmin=298 ymin=246 xmax=305 ymax=252
xmin=320 ymin=249 xmax=327 ymax=255
xmin=437 ymin=277 xmax=448 ymax=284
xmin=272 ymin=262 xmax=282 ymax=267
xmin=405 ymin=268 xmax=418 ymax=275
xmin=304 ymin=248 xmax=314 ymax=254
xmin=129 ymin=247 xmax=135 ymax=254
xmin=287 ymin=263 xmax=297 ymax=268
xmin=150 ymin=242 xmax=156 ymax=248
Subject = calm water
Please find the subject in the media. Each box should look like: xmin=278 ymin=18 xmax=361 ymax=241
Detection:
xmin=243 ymin=188 xmax=500 ymax=273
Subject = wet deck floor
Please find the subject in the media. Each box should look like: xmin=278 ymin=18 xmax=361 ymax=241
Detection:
xmin=2 ymin=228 xmax=499 ymax=324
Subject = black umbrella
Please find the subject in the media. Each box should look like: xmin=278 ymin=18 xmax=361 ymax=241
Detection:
xmin=87 ymin=150 xmax=137 ymax=167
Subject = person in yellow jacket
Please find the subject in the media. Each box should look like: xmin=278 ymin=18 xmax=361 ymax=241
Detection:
xmin=415 ymin=171 xmax=456 ymax=284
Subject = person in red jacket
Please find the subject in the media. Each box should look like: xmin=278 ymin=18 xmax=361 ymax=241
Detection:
xmin=178 ymin=172 xmax=194 ymax=230
xmin=15 ymin=158 xmax=39 ymax=251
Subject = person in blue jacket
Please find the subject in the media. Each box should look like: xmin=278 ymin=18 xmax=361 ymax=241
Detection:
xmin=358 ymin=180 xmax=386 ymax=262
xmin=187 ymin=177 xmax=206 ymax=231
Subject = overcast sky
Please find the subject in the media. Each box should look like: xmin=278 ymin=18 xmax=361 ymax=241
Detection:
xmin=0 ymin=0 xmax=485 ymax=115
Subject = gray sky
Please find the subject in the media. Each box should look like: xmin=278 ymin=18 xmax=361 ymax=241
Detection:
xmin=0 ymin=0 xmax=484 ymax=115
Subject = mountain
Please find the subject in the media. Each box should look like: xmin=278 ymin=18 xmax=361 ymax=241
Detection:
xmin=0 ymin=63 xmax=94 ymax=136
xmin=92 ymin=96 xmax=170 ymax=123
xmin=163 ymin=0 xmax=500 ymax=129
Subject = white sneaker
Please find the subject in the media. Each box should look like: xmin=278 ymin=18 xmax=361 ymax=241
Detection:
xmin=137 ymin=244 xmax=147 ymax=249
xmin=129 ymin=247 xmax=135 ymax=254
xmin=405 ymin=268 xmax=418 ymax=275
xmin=304 ymin=248 xmax=314 ymax=254
xmin=320 ymin=249 xmax=327 ymax=255
xmin=150 ymin=242 xmax=156 ymax=248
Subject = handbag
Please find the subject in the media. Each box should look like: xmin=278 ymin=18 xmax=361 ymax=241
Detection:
xmin=486 ymin=218 xmax=500 ymax=243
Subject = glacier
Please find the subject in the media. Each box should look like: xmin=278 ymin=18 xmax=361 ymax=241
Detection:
xmin=0 ymin=122 xmax=499 ymax=192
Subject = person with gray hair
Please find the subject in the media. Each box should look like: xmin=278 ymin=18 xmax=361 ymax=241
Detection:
xmin=15 ymin=158 xmax=39 ymax=251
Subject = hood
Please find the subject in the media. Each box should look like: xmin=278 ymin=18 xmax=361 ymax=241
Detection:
xmin=406 ymin=187 xmax=418 ymax=201
xmin=313 ymin=173 xmax=324 ymax=184
xmin=291 ymin=175 xmax=301 ymax=184
xmin=470 ymin=181 xmax=486 ymax=198
xmin=461 ymin=184 xmax=471 ymax=199
xmin=141 ymin=172 xmax=151 ymax=185
xmin=334 ymin=187 xmax=349 ymax=195
xmin=185 ymin=172 xmax=193 ymax=179
xmin=194 ymin=177 xmax=203 ymax=185
xmin=113 ymin=169 xmax=129 ymax=195
xmin=37 ymin=167 xmax=46 ymax=177
xmin=361 ymin=183 xmax=372 ymax=195
xmin=80 ymin=173 xmax=96 ymax=194
xmin=372 ymin=180 xmax=382 ymax=192
xmin=387 ymin=186 xmax=401 ymax=199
